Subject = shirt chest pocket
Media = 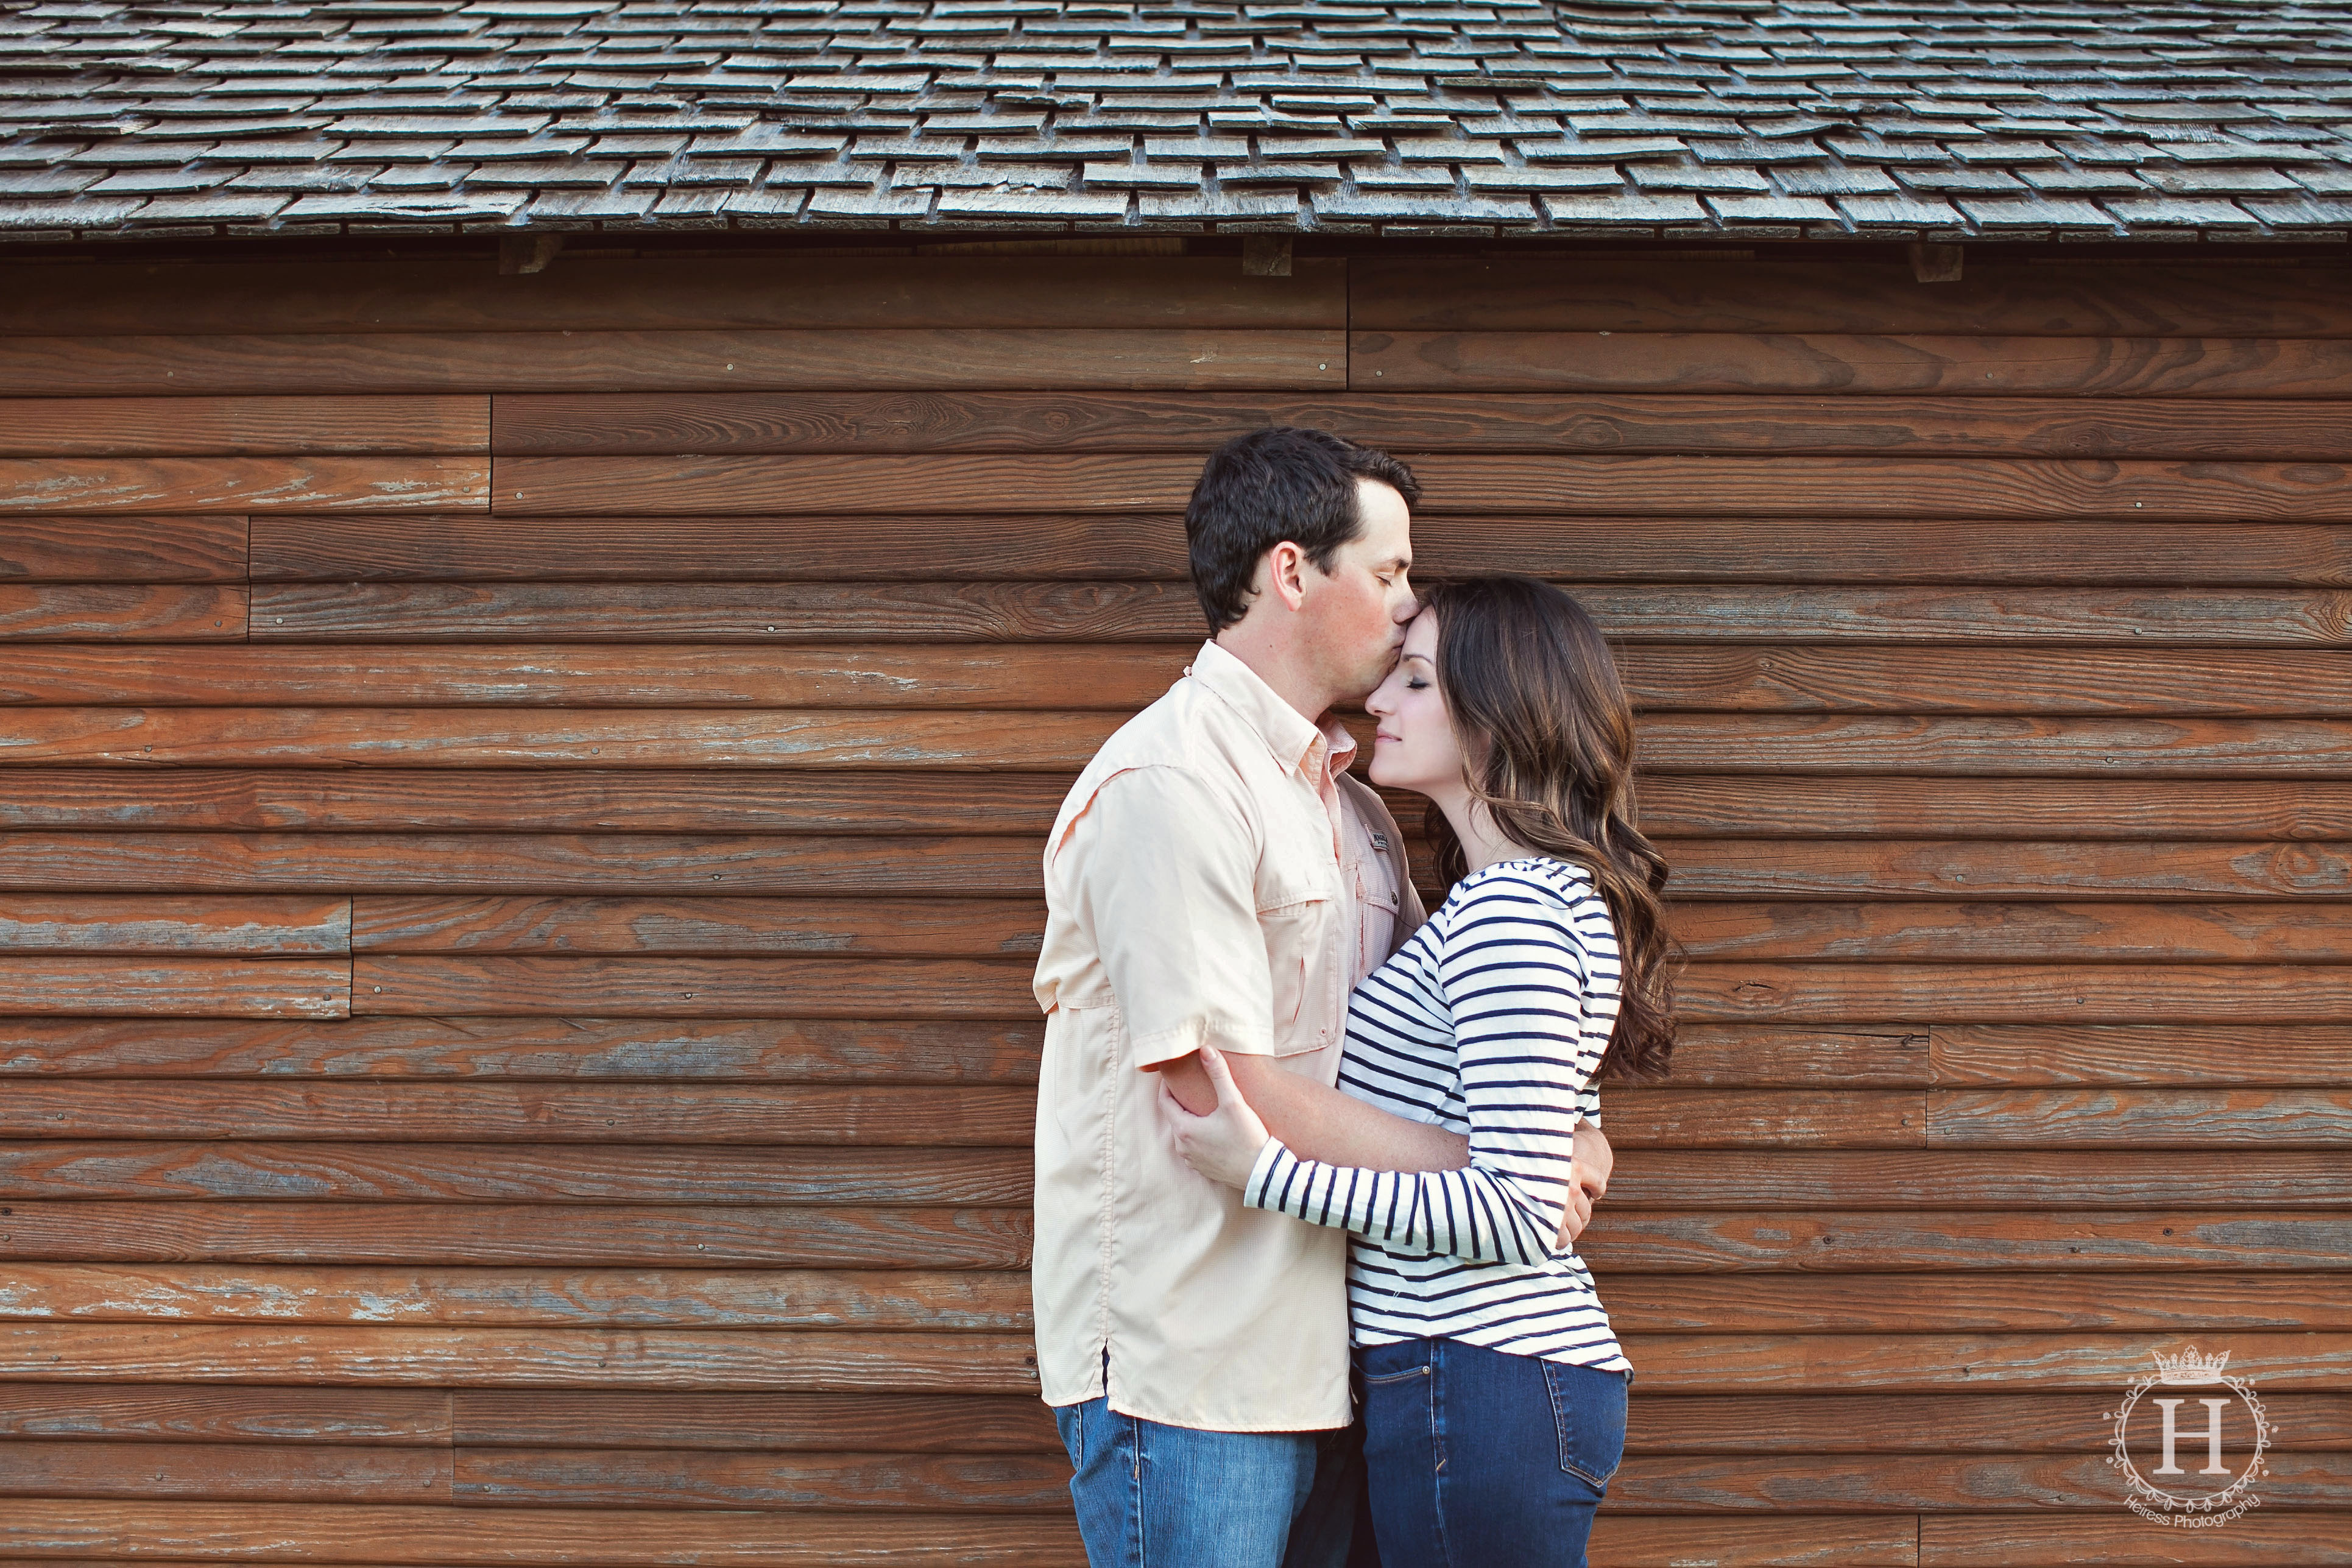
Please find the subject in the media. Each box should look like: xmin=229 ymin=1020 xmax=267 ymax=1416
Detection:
xmin=1357 ymin=840 xmax=1403 ymax=916
xmin=1256 ymin=866 xmax=1337 ymax=1056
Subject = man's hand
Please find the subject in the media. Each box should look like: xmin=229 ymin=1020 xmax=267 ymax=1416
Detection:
xmin=1556 ymin=1120 xmax=1613 ymax=1248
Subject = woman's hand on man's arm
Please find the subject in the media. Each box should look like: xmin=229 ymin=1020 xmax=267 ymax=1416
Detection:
xmin=1157 ymin=1047 xmax=1614 ymax=1247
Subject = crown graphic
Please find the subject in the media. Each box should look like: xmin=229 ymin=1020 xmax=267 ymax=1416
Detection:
xmin=2153 ymin=1346 xmax=2231 ymax=1386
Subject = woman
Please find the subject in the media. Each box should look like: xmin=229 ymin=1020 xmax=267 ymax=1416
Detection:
xmin=1164 ymin=574 xmax=1676 ymax=1568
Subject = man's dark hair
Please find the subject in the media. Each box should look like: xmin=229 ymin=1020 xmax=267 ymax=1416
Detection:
xmin=1184 ymin=427 xmax=1420 ymax=632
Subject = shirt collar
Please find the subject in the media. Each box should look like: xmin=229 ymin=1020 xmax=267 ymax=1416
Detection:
xmin=1189 ymin=640 xmax=1358 ymax=781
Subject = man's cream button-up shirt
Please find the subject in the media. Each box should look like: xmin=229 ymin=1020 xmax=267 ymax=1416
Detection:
xmin=1031 ymin=640 xmax=1424 ymax=1432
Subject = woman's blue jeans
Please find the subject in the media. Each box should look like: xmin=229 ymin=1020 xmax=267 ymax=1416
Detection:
xmin=1355 ymin=1337 xmax=1630 ymax=1568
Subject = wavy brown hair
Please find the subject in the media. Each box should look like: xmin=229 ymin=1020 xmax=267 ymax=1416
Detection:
xmin=1416 ymin=576 xmax=1676 ymax=1081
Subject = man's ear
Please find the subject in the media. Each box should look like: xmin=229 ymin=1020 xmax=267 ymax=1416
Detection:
xmin=1263 ymin=540 xmax=1310 ymax=612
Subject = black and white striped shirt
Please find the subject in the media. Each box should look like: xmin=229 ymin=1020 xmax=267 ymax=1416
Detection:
xmin=1242 ymin=857 xmax=1631 ymax=1371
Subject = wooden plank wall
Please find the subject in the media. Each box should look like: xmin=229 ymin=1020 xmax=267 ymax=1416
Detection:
xmin=1 ymin=247 xmax=2348 ymax=1567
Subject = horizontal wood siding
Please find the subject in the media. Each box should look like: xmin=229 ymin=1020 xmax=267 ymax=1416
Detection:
xmin=2 ymin=249 xmax=2348 ymax=1566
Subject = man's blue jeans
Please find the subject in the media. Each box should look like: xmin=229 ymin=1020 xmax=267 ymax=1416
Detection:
xmin=1054 ymin=1393 xmax=1361 ymax=1568
xmin=1357 ymin=1337 xmax=1630 ymax=1568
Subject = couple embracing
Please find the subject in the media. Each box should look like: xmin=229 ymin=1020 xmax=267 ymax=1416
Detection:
xmin=1031 ymin=428 xmax=1676 ymax=1568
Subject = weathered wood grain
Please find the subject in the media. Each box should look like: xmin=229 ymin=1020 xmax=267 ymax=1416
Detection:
xmin=1575 ymin=585 xmax=2352 ymax=647
xmin=0 ymin=1203 xmax=1030 ymax=1269
xmin=247 ymin=513 xmax=2352 ymax=587
xmin=0 ymin=461 xmax=487 ymax=515
xmin=434 ymin=1387 xmax=2343 ymax=1457
xmin=0 ymin=255 xmax=1347 ymax=334
xmin=1434 ymin=519 xmax=2352 ymax=585
xmin=247 ymin=581 xmax=1202 ymax=643
xmin=1641 ymin=715 xmax=2352 ymax=777
xmin=0 ymin=1082 xmax=1037 ymax=1144
xmin=492 ymin=452 xmax=2352 ymax=522
xmin=0 ymin=833 xmax=1044 ymax=894
xmin=1622 ymin=647 xmax=2352 ymax=716
xmin=1602 ymin=1450 xmax=2347 ymax=1512
xmin=1578 ymin=1215 xmax=2352 ymax=1274
xmin=0 ymin=520 xmax=247 ymax=583
xmin=1602 ymin=1270 xmax=2352 ymax=1332
xmin=0 ymin=1144 xmax=1031 ymax=1204
xmin=0 ymin=1506 xmax=1086 ymax=1564
xmin=1673 ymin=901 xmax=2352 ymax=962
xmin=0 ymin=1384 xmax=450 ymax=1444
xmin=1595 ymin=1089 xmax=1923 ymax=1149
xmin=0 ymin=1265 xmax=1032 ymax=1329
xmin=29 ymin=643 xmax=2349 ymax=721
xmin=1929 ymin=1088 xmax=2352 ymax=1147
xmin=1639 ymin=780 xmax=2352 ymax=842
xmin=0 ymin=1326 xmax=1045 ymax=1391
xmin=21 ymin=832 xmax=2352 ymax=900
xmin=0 ymin=769 xmax=1072 ymax=835
xmin=1615 ymin=1332 xmax=2352 ymax=1393
xmin=487 ymin=389 xmax=2352 ymax=461
xmin=1606 ymin=1151 xmax=2352 ymax=1210
xmin=453 ymin=1390 xmax=1059 ymax=1452
xmin=1592 ymin=1514 xmax=1921 ymax=1568
xmin=4 ymin=331 xmax=1348 ymax=397
xmin=0 ymin=397 xmax=490 ymax=457
xmin=1349 ymin=257 xmax=2352 ymax=337
xmin=1921 ymin=1512 xmax=2352 ymax=1564
xmin=1410 ymin=454 xmax=2352 ymax=522
xmin=0 ymin=587 xmax=245 ymax=643
xmin=1652 ymin=1025 xmax=1934 ymax=1089
xmin=1352 ymin=331 xmax=2352 ymax=397
xmin=493 ymin=454 xmax=1203 ymax=517
xmin=252 ymin=515 xmax=1190 ymax=582
xmin=14 ymin=770 xmax=2324 ymax=843
xmin=353 ymin=956 xmax=1037 ymax=1019
xmin=12 ymin=708 xmax=2350 ymax=775
xmin=12 ymin=1327 xmax=2336 ymax=1397
xmin=1683 ymin=963 xmax=2352 ymax=1028
xmin=1668 ymin=841 xmax=2352 ymax=900
xmin=0 ymin=1017 xmax=1043 ymax=1083
xmin=0 ymin=646 xmax=1181 ymax=709
xmin=0 ymin=708 xmax=1120 ymax=771
xmin=238 ymin=580 xmax=2352 ymax=646
xmin=0 ymin=1439 xmax=450 ymax=1503
xmin=0 ymin=897 xmax=348 ymax=955
xmin=451 ymin=1446 xmax=1071 ymax=1511
xmin=351 ymin=897 xmax=1044 ymax=958
xmin=0 ymin=958 xmax=347 ymax=1019
xmin=1930 ymin=1023 xmax=2352 ymax=1087
xmin=1621 ymin=1391 xmax=2352 ymax=1453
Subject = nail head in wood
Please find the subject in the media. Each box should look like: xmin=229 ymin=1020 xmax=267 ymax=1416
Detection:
xmin=1242 ymin=236 xmax=1293 ymax=278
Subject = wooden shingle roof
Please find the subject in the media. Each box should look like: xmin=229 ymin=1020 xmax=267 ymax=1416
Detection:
xmin=2 ymin=0 xmax=2348 ymax=244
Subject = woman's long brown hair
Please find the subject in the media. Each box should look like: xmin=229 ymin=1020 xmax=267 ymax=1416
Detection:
xmin=1416 ymin=576 xmax=1677 ymax=1081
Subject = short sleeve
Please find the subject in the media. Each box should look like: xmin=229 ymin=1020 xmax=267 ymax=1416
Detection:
xmin=1056 ymin=765 xmax=1277 ymax=1067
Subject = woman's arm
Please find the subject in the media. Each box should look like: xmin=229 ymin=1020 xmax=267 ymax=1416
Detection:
xmin=1174 ymin=880 xmax=1609 ymax=1265
xmin=1157 ymin=1048 xmax=1470 ymax=1171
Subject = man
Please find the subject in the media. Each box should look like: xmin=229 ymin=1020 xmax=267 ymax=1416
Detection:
xmin=1031 ymin=428 xmax=1610 ymax=1566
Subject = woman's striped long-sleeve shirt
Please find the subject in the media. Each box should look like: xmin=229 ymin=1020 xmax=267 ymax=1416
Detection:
xmin=1241 ymin=856 xmax=1630 ymax=1371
